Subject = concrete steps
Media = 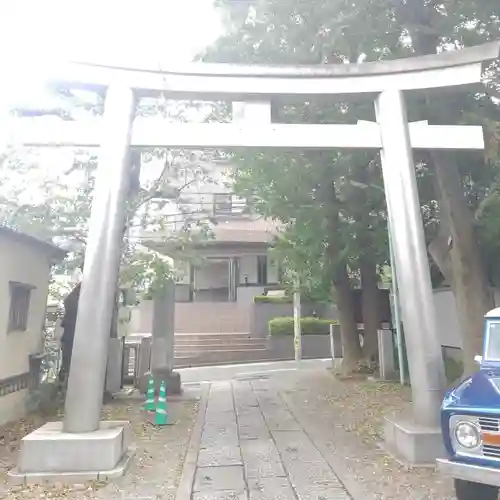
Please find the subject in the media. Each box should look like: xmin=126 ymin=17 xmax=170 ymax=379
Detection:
xmin=173 ymin=332 xmax=271 ymax=368
xmin=174 ymin=349 xmax=273 ymax=368
xmin=175 ymin=333 xmax=260 ymax=347
xmin=126 ymin=332 xmax=273 ymax=369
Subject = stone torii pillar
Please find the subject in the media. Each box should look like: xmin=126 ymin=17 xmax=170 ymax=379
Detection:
xmin=149 ymin=279 xmax=181 ymax=394
xmin=10 ymin=85 xmax=137 ymax=483
xmin=64 ymin=85 xmax=135 ymax=433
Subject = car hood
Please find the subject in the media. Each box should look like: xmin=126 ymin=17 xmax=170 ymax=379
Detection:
xmin=444 ymin=369 xmax=500 ymax=410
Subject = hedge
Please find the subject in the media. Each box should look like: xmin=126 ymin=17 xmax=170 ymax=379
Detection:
xmin=268 ymin=316 xmax=337 ymax=336
xmin=254 ymin=295 xmax=292 ymax=304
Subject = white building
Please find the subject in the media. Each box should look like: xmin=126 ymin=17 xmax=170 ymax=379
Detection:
xmin=0 ymin=226 xmax=65 ymax=425
xmin=136 ymin=151 xmax=282 ymax=334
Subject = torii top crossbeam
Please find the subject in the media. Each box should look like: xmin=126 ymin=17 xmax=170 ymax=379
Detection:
xmin=50 ymin=42 xmax=500 ymax=98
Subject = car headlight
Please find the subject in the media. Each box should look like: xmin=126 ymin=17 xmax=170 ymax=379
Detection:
xmin=454 ymin=421 xmax=481 ymax=449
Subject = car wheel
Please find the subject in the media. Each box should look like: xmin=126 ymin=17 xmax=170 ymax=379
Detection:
xmin=454 ymin=479 xmax=498 ymax=500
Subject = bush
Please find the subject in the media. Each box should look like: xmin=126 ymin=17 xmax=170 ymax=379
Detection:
xmin=254 ymin=295 xmax=292 ymax=304
xmin=268 ymin=316 xmax=337 ymax=336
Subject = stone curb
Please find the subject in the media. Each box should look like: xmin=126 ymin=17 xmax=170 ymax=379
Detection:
xmin=175 ymin=382 xmax=210 ymax=500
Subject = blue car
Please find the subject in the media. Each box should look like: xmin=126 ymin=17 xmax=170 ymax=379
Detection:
xmin=438 ymin=308 xmax=500 ymax=499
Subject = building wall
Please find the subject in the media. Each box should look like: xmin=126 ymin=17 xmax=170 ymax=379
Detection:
xmin=191 ymin=253 xmax=278 ymax=288
xmin=131 ymin=285 xmax=267 ymax=334
xmin=194 ymin=260 xmax=229 ymax=290
xmin=237 ymin=286 xmax=265 ymax=307
xmin=239 ymin=255 xmax=257 ymax=284
xmin=434 ymin=287 xmax=500 ymax=350
xmin=132 ymin=246 xmax=280 ymax=334
xmin=0 ymin=237 xmax=52 ymax=426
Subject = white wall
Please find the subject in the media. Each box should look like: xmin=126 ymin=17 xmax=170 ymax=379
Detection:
xmin=267 ymin=255 xmax=279 ymax=284
xmin=131 ymin=299 xmax=153 ymax=334
xmin=239 ymin=256 xmax=257 ymax=284
xmin=237 ymin=286 xmax=265 ymax=307
xmin=239 ymin=254 xmax=279 ymax=284
xmin=433 ymin=287 xmax=500 ymax=350
xmin=433 ymin=288 xmax=462 ymax=349
xmin=0 ymin=236 xmax=52 ymax=425
xmin=194 ymin=261 xmax=228 ymax=289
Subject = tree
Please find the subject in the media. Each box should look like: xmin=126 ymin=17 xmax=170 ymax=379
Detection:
xmin=205 ymin=0 xmax=500 ymax=374
xmin=202 ymin=7 xmax=393 ymax=371
xmin=0 ymin=99 xmax=219 ymax=300
xmin=223 ymin=142 xmax=388 ymax=371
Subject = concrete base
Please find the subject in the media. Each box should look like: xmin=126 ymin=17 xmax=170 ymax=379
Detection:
xmin=8 ymin=420 xmax=134 ymax=485
xmin=139 ymin=367 xmax=182 ymax=395
xmin=383 ymin=415 xmax=446 ymax=466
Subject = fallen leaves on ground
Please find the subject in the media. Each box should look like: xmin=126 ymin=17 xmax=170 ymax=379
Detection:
xmin=0 ymin=391 xmax=199 ymax=500
xmin=283 ymin=371 xmax=456 ymax=499
xmin=318 ymin=376 xmax=411 ymax=443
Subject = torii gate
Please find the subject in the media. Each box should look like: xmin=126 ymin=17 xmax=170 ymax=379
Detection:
xmin=10 ymin=42 xmax=500 ymax=480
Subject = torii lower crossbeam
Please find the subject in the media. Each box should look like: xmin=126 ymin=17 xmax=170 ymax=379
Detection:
xmin=14 ymin=120 xmax=485 ymax=150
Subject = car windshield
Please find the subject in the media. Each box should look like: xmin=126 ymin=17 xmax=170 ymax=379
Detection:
xmin=486 ymin=322 xmax=500 ymax=361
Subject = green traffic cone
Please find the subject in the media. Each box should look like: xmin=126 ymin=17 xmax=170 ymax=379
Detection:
xmin=154 ymin=381 xmax=168 ymax=426
xmin=144 ymin=375 xmax=155 ymax=412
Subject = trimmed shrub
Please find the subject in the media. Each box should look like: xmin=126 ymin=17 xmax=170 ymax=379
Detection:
xmin=254 ymin=295 xmax=292 ymax=304
xmin=268 ymin=316 xmax=337 ymax=336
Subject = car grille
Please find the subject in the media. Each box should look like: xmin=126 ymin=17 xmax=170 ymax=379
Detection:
xmin=483 ymin=445 xmax=500 ymax=459
xmin=478 ymin=417 xmax=500 ymax=459
xmin=479 ymin=417 xmax=500 ymax=432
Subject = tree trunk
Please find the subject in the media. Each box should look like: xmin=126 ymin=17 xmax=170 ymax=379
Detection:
xmin=334 ymin=264 xmax=363 ymax=374
xmin=430 ymin=151 xmax=494 ymax=374
xmin=394 ymin=2 xmax=494 ymax=374
xmin=360 ymin=258 xmax=380 ymax=364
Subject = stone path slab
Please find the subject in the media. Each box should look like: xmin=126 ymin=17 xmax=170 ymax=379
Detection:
xmin=177 ymin=377 xmax=351 ymax=500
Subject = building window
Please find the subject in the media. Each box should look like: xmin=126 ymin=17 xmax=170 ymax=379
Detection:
xmin=8 ymin=282 xmax=34 ymax=332
xmin=213 ymin=193 xmax=233 ymax=215
xmin=257 ymin=255 xmax=267 ymax=285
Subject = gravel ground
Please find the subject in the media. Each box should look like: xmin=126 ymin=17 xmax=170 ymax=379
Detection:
xmin=279 ymin=370 xmax=457 ymax=500
xmin=0 ymin=389 xmax=200 ymax=500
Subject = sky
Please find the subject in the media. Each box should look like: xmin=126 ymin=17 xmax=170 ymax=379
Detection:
xmin=0 ymin=0 xmax=224 ymax=110
xmin=0 ymin=0 xmax=227 ymax=206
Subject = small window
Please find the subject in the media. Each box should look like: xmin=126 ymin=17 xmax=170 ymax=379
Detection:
xmin=257 ymin=255 xmax=268 ymax=285
xmin=486 ymin=321 xmax=500 ymax=361
xmin=213 ymin=194 xmax=233 ymax=215
xmin=8 ymin=282 xmax=34 ymax=332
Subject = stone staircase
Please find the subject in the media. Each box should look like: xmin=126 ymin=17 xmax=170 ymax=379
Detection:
xmin=174 ymin=332 xmax=271 ymax=368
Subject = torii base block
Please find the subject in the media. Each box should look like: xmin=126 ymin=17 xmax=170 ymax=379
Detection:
xmin=383 ymin=415 xmax=446 ymax=466
xmin=138 ymin=367 xmax=182 ymax=396
xmin=8 ymin=421 xmax=134 ymax=485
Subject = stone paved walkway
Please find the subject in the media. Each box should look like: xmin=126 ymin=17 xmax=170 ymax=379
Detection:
xmin=180 ymin=377 xmax=351 ymax=500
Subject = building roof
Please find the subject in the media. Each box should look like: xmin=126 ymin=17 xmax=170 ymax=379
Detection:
xmin=0 ymin=226 xmax=67 ymax=261
xmin=140 ymin=216 xmax=282 ymax=257
xmin=209 ymin=217 xmax=280 ymax=244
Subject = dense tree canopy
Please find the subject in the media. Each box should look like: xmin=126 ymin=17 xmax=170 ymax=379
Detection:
xmin=204 ymin=0 xmax=500 ymax=372
xmin=0 ymin=98 xmax=218 ymax=299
